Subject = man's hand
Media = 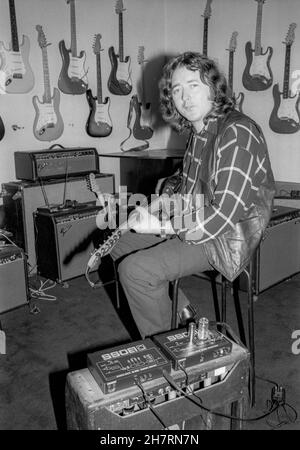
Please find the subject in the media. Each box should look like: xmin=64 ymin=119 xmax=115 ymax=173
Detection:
xmin=128 ymin=206 xmax=175 ymax=236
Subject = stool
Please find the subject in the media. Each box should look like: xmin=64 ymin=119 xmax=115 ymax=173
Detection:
xmin=171 ymin=260 xmax=256 ymax=407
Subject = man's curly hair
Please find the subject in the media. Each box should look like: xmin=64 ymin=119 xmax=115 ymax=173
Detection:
xmin=159 ymin=51 xmax=235 ymax=133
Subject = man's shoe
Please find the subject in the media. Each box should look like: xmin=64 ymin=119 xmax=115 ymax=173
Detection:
xmin=178 ymin=304 xmax=197 ymax=326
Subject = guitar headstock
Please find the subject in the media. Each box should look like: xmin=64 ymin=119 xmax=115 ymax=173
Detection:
xmin=93 ymin=34 xmax=103 ymax=55
xmin=284 ymin=23 xmax=297 ymax=46
xmin=115 ymin=0 xmax=125 ymax=14
xmin=137 ymin=46 xmax=146 ymax=65
xmin=36 ymin=25 xmax=49 ymax=49
xmin=228 ymin=31 xmax=238 ymax=52
xmin=86 ymin=173 xmax=100 ymax=195
xmin=202 ymin=0 xmax=213 ymax=19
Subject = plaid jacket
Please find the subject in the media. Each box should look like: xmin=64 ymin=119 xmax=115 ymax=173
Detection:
xmin=170 ymin=110 xmax=275 ymax=245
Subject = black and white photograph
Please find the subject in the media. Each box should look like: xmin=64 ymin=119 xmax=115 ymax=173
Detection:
xmin=0 ymin=0 xmax=299 ymax=435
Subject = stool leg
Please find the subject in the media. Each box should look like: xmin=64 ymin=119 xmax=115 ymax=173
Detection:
xmin=171 ymin=279 xmax=180 ymax=329
xmin=221 ymin=276 xmax=227 ymax=322
xmin=208 ymin=272 xmax=221 ymax=323
xmin=232 ymin=279 xmax=247 ymax=346
xmin=112 ymin=259 xmax=120 ymax=309
xmin=244 ymin=265 xmax=256 ymax=407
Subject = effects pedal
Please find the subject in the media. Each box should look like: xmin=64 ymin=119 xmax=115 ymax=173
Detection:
xmin=153 ymin=318 xmax=233 ymax=370
xmin=87 ymin=338 xmax=172 ymax=394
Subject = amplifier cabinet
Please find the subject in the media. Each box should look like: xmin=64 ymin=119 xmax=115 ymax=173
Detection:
xmin=254 ymin=213 xmax=300 ymax=294
xmin=2 ymin=174 xmax=114 ymax=274
xmin=34 ymin=205 xmax=103 ymax=283
xmin=65 ymin=342 xmax=249 ymax=430
xmin=14 ymin=147 xmax=99 ymax=181
xmin=0 ymin=245 xmax=29 ymax=313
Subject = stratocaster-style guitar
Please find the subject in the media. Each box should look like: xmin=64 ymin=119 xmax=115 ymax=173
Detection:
xmin=85 ymin=173 xmax=182 ymax=273
xmin=121 ymin=96 xmax=149 ymax=152
xmin=202 ymin=0 xmax=213 ymax=56
xmin=58 ymin=0 xmax=88 ymax=95
xmin=227 ymin=32 xmax=244 ymax=113
xmin=33 ymin=26 xmax=64 ymax=142
xmin=86 ymin=34 xmax=113 ymax=138
xmin=0 ymin=0 xmax=34 ymax=94
xmin=108 ymin=0 xmax=132 ymax=95
xmin=269 ymin=23 xmax=300 ymax=134
xmin=134 ymin=46 xmax=153 ymax=140
xmin=242 ymin=0 xmax=273 ymax=91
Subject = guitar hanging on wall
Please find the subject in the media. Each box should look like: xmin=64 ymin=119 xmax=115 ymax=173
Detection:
xmin=134 ymin=46 xmax=153 ymax=140
xmin=227 ymin=32 xmax=244 ymax=113
xmin=269 ymin=23 xmax=300 ymax=134
xmin=108 ymin=0 xmax=132 ymax=95
xmin=202 ymin=0 xmax=213 ymax=56
xmin=58 ymin=0 xmax=88 ymax=95
xmin=33 ymin=25 xmax=64 ymax=142
xmin=0 ymin=0 xmax=34 ymax=94
xmin=120 ymin=96 xmax=149 ymax=152
xmin=242 ymin=0 xmax=273 ymax=91
xmin=86 ymin=34 xmax=113 ymax=138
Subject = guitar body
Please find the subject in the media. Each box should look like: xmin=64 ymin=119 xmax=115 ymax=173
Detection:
xmin=32 ymin=87 xmax=64 ymax=141
xmin=269 ymin=83 xmax=300 ymax=134
xmin=131 ymin=95 xmax=153 ymax=140
xmin=242 ymin=41 xmax=273 ymax=91
xmin=0 ymin=35 xmax=34 ymax=94
xmin=0 ymin=115 xmax=4 ymax=141
xmin=86 ymin=89 xmax=113 ymax=138
xmin=108 ymin=46 xmax=132 ymax=95
xmin=58 ymin=40 xmax=88 ymax=95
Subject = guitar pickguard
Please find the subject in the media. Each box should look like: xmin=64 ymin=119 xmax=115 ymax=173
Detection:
xmin=0 ymin=35 xmax=34 ymax=94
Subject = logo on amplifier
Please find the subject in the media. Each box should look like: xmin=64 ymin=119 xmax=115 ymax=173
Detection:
xmin=101 ymin=344 xmax=147 ymax=361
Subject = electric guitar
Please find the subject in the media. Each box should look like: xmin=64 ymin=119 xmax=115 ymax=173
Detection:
xmin=202 ymin=0 xmax=213 ymax=56
xmin=108 ymin=0 xmax=132 ymax=95
xmin=58 ymin=0 xmax=88 ymax=95
xmin=0 ymin=0 xmax=34 ymax=94
xmin=227 ymin=32 xmax=244 ymax=113
xmin=269 ymin=23 xmax=300 ymax=134
xmin=121 ymin=96 xmax=149 ymax=152
xmin=132 ymin=46 xmax=153 ymax=140
xmin=33 ymin=25 xmax=64 ymax=142
xmin=242 ymin=0 xmax=273 ymax=91
xmin=86 ymin=34 xmax=113 ymax=138
xmin=85 ymin=173 xmax=182 ymax=272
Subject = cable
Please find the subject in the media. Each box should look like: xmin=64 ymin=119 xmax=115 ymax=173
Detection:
xmin=0 ymin=232 xmax=18 ymax=247
xmin=134 ymin=378 xmax=168 ymax=429
xmin=162 ymin=369 xmax=281 ymax=423
xmin=29 ymin=278 xmax=57 ymax=302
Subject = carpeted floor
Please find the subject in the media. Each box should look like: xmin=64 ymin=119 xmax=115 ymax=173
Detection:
xmin=0 ymin=269 xmax=299 ymax=430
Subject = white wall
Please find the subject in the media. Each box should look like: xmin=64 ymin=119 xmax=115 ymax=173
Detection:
xmin=0 ymin=0 xmax=299 ymax=187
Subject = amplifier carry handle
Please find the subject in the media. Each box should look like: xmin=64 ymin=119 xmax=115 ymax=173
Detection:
xmin=48 ymin=144 xmax=65 ymax=150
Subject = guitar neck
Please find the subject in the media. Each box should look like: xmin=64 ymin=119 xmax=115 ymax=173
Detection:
xmin=202 ymin=18 xmax=208 ymax=56
xmin=41 ymin=47 xmax=52 ymax=102
xmin=283 ymin=44 xmax=292 ymax=98
xmin=96 ymin=53 xmax=103 ymax=103
xmin=254 ymin=2 xmax=264 ymax=55
xmin=228 ymin=51 xmax=234 ymax=93
xmin=9 ymin=0 xmax=19 ymax=51
xmin=69 ymin=0 xmax=78 ymax=57
xmin=119 ymin=12 xmax=124 ymax=61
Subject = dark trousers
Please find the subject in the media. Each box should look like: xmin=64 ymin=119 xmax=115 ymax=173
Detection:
xmin=111 ymin=231 xmax=211 ymax=338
